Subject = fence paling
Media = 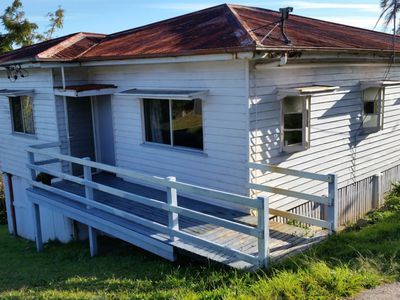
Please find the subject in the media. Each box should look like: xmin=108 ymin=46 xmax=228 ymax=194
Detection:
xmin=27 ymin=147 xmax=268 ymax=266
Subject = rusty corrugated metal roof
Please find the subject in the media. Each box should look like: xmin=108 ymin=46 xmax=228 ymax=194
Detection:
xmin=0 ymin=32 xmax=105 ymax=64
xmin=232 ymin=4 xmax=400 ymax=52
xmin=0 ymin=3 xmax=399 ymax=65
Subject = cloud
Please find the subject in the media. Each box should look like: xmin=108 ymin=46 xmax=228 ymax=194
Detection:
xmin=287 ymin=1 xmax=380 ymax=13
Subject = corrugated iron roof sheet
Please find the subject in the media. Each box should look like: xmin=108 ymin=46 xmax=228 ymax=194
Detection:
xmin=0 ymin=3 xmax=399 ymax=65
xmin=0 ymin=32 xmax=105 ymax=64
xmin=232 ymin=5 xmax=400 ymax=52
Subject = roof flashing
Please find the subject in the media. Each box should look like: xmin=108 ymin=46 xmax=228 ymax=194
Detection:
xmin=277 ymin=85 xmax=339 ymax=98
xmin=360 ymin=80 xmax=400 ymax=89
xmin=0 ymin=89 xmax=34 ymax=97
xmin=115 ymin=88 xmax=209 ymax=100
xmin=54 ymin=84 xmax=117 ymax=97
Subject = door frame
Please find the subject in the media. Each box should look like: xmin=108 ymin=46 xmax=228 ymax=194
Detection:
xmin=64 ymin=96 xmax=99 ymax=175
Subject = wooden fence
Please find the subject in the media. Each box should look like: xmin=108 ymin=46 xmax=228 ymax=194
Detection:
xmin=337 ymin=164 xmax=400 ymax=225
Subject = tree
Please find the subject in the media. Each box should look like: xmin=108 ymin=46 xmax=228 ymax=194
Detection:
xmin=376 ymin=0 xmax=399 ymax=32
xmin=44 ymin=7 xmax=65 ymax=40
xmin=0 ymin=0 xmax=65 ymax=54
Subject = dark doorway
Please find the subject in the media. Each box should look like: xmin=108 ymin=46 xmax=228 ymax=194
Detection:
xmin=67 ymin=97 xmax=96 ymax=176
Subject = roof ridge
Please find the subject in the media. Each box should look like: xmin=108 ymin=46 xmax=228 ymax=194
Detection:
xmin=0 ymin=33 xmax=76 ymax=60
xmin=226 ymin=4 xmax=260 ymax=46
xmin=37 ymin=33 xmax=88 ymax=59
xmin=104 ymin=4 xmax=229 ymax=40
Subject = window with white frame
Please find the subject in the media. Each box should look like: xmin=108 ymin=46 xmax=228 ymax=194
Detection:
xmin=362 ymin=87 xmax=383 ymax=132
xmin=9 ymin=95 xmax=35 ymax=135
xmin=143 ymin=98 xmax=203 ymax=150
xmin=281 ymin=96 xmax=310 ymax=152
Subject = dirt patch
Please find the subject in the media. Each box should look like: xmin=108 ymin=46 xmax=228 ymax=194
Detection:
xmin=352 ymin=283 xmax=400 ymax=300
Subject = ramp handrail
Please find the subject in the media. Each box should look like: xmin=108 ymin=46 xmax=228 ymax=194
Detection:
xmin=27 ymin=144 xmax=270 ymax=268
xmin=249 ymin=162 xmax=338 ymax=232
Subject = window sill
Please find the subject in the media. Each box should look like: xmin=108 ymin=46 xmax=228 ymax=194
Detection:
xmin=141 ymin=142 xmax=208 ymax=157
xmin=11 ymin=132 xmax=38 ymax=140
xmin=281 ymin=145 xmax=309 ymax=154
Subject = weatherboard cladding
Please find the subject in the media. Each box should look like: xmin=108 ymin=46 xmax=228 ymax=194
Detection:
xmin=1 ymin=3 xmax=400 ymax=64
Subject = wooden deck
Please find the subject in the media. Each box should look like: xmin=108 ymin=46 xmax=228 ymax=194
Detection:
xmin=29 ymin=173 xmax=328 ymax=269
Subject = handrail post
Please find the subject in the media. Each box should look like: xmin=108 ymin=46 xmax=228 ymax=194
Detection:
xmin=257 ymin=195 xmax=269 ymax=268
xmin=327 ymin=174 xmax=338 ymax=233
xmin=167 ymin=176 xmax=179 ymax=243
xmin=27 ymin=150 xmax=36 ymax=181
xmin=83 ymin=157 xmax=93 ymax=209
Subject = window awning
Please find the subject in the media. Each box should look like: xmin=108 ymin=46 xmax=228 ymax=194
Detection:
xmin=115 ymin=88 xmax=209 ymax=100
xmin=277 ymin=85 xmax=339 ymax=99
xmin=0 ymin=89 xmax=34 ymax=97
xmin=360 ymin=80 xmax=400 ymax=90
xmin=54 ymin=84 xmax=117 ymax=97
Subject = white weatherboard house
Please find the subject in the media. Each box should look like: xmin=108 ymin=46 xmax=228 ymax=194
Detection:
xmin=1 ymin=4 xmax=400 ymax=269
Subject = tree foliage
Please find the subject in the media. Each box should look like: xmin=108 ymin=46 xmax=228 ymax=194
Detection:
xmin=376 ymin=0 xmax=400 ymax=32
xmin=0 ymin=0 xmax=65 ymax=54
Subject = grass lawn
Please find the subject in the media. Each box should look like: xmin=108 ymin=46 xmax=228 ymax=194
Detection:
xmin=1 ymin=191 xmax=400 ymax=299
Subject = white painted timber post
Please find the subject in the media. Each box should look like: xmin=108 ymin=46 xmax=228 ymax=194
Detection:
xmin=88 ymin=226 xmax=98 ymax=257
xmin=28 ymin=150 xmax=43 ymax=251
xmin=373 ymin=173 xmax=383 ymax=208
xmin=167 ymin=176 xmax=179 ymax=244
xmin=257 ymin=195 xmax=269 ymax=268
xmin=33 ymin=203 xmax=43 ymax=252
xmin=83 ymin=157 xmax=98 ymax=255
xmin=27 ymin=150 xmax=36 ymax=182
xmin=83 ymin=157 xmax=94 ymax=208
xmin=327 ymin=174 xmax=338 ymax=233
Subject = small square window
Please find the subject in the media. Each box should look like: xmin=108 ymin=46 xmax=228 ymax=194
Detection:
xmin=362 ymin=87 xmax=382 ymax=132
xmin=281 ymin=96 xmax=310 ymax=152
xmin=9 ymin=96 xmax=35 ymax=135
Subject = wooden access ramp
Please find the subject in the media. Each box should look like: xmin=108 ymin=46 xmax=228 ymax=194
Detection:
xmin=26 ymin=143 xmax=336 ymax=270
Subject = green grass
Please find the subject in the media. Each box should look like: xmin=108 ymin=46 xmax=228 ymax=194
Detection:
xmin=1 ymin=191 xmax=400 ymax=299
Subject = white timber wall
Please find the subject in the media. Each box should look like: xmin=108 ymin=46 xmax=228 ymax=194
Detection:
xmin=250 ymin=63 xmax=400 ymax=211
xmin=87 ymin=60 xmax=250 ymax=196
xmin=0 ymin=68 xmax=72 ymax=241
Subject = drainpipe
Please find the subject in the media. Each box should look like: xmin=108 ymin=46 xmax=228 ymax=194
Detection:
xmin=60 ymin=65 xmax=66 ymax=90
xmin=6 ymin=173 xmax=17 ymax=236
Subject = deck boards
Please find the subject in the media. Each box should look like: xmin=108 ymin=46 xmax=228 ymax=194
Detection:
xmin=36 ymin=173 xmax=328 ymax=269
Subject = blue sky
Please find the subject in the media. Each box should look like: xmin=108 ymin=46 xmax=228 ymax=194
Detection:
xmin=1 ymin=0 xmax=391 ymax=37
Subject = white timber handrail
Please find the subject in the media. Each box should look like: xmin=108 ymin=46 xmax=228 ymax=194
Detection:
xmin=26 ymin=144 xmax=270 ymax=268
xmin=249 ymin=162 xmax=338 ymax=232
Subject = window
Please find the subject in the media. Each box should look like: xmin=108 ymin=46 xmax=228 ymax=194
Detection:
xmin=9 ymin=96 xmax=35 ymax=135
xmin=281 ymin=96 xmax=310 ymax=152
xmin=143 ymin=99 xmax=203 ymax=150
xmin=362 ymin=87 xmax=383 ymax=132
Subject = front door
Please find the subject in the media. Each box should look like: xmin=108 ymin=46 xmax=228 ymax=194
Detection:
xmin=67 ymin=97 xmax=96 ymax=176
